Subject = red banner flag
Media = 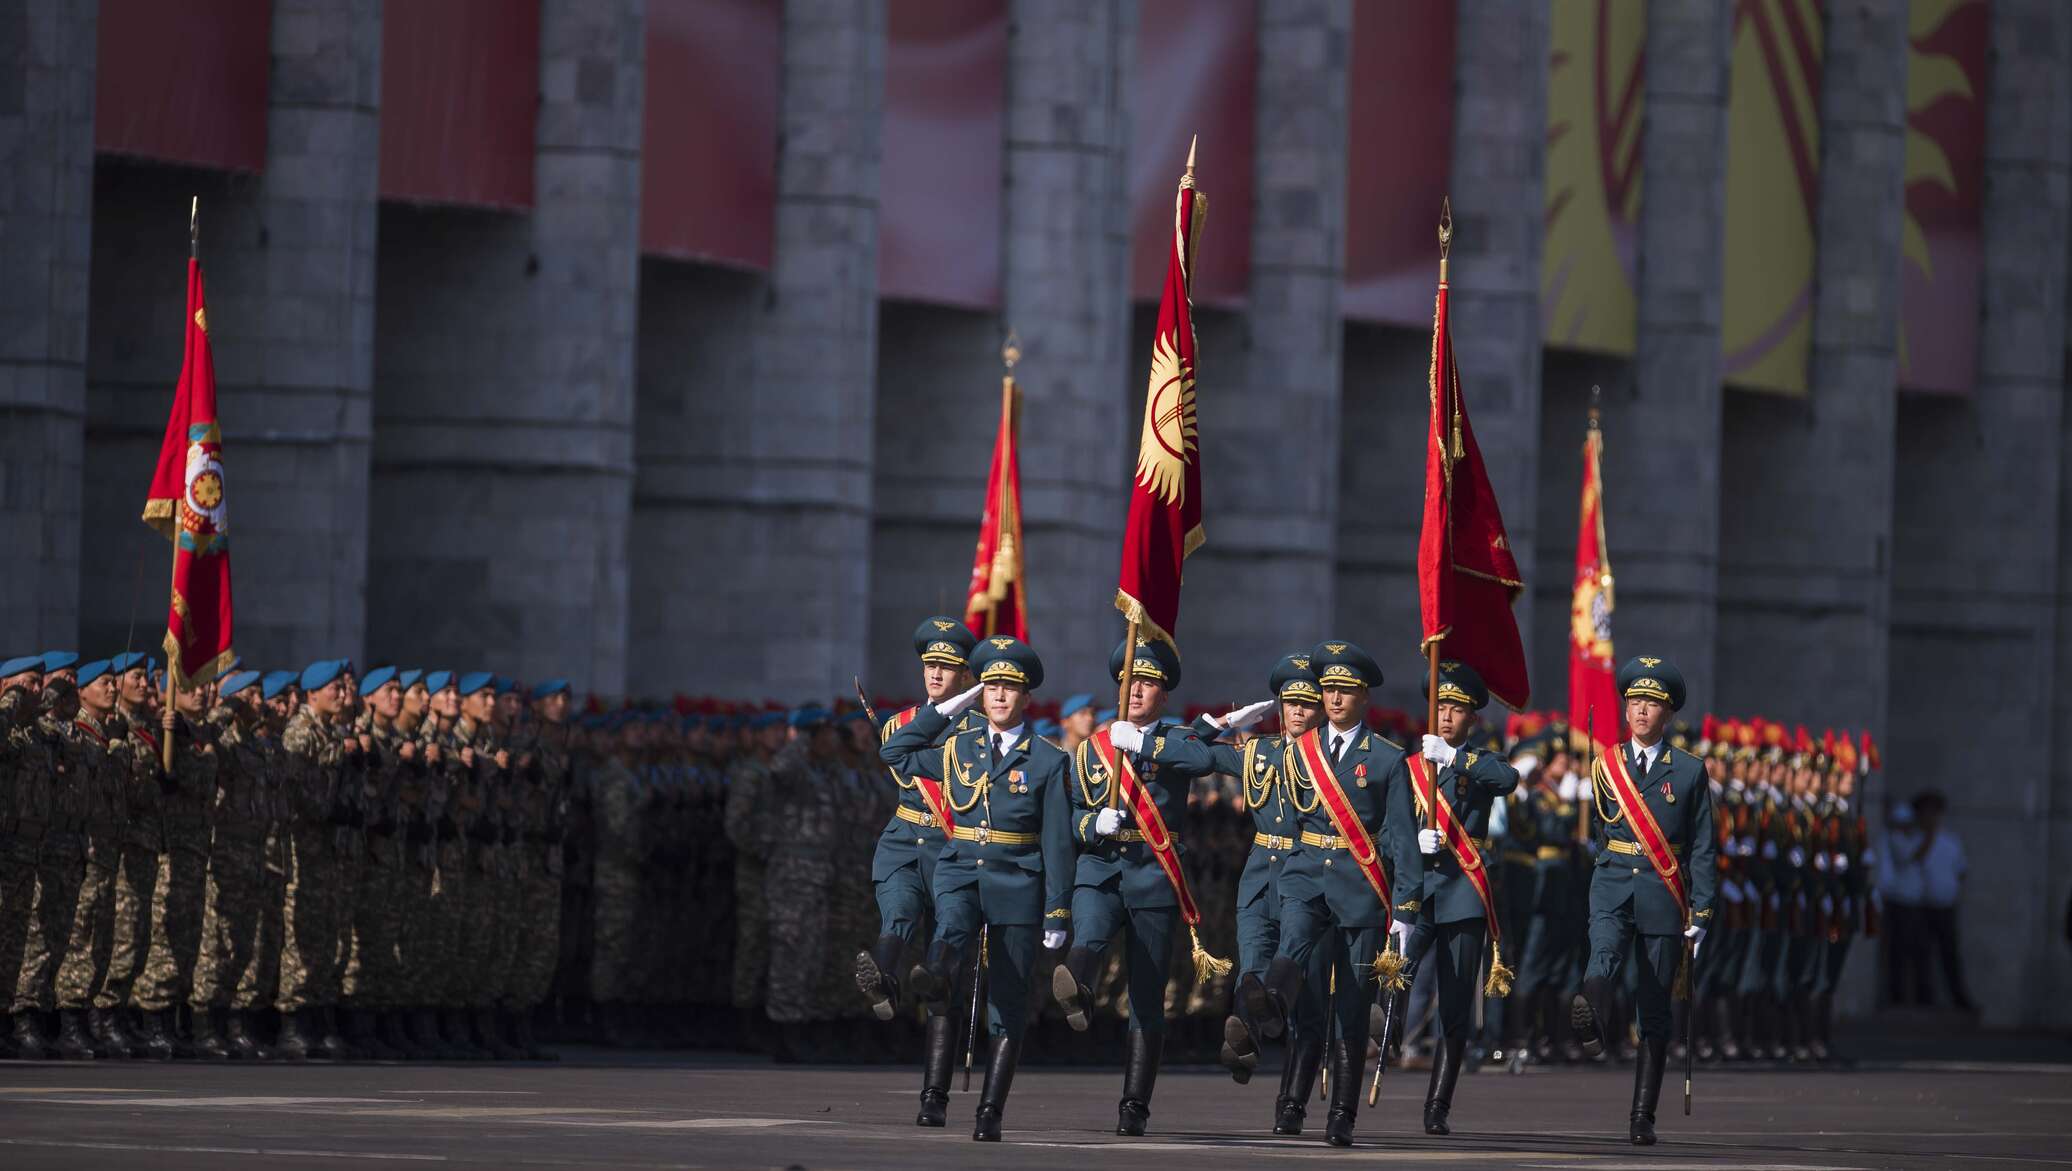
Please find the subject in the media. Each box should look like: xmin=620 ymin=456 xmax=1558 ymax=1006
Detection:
xmin=1417 ymin=211 xmax=1528 ymax=709
xmin=964 ymin=349 xmax=1029 ymax=641
xmin=142 ymin=253 xmax=236 ymax=691
xmin=1116 ymin=142 xmax=1207 ymax=647
xmin=1569 ymin=410 xmax=1622 ymax=749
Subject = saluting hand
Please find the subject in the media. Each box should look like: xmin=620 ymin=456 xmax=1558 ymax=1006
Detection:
xmin=1211 ymin=700 xmax=1274 ymax=733
xmin=935 ymin=682 xmax=984 ymax=719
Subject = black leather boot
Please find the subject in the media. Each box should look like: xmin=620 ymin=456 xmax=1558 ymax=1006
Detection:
xmin=1424 ymin=1034 xmax=1465 ymax=1135
xmin=443 ymin=1007 xmax=487 ymax=1059
xmin=1323 ymin=1038 xmax=1362 ymax=1147
xmin=1630 ymin=1035 xmax=1666 ymax=1145
xmin=908 ymin=940 xmax=959 ymax=1010
xmin=225 ymin=1009 xmax=268 ymax=1059
xmin=915 ymin=1012 xmax=954 ymax=1127
xmin=273 ymin=1008 xmax=315 ymax=1062
xmin=855 ymin=934 xmax=905 ymax=1021
xmin=137 ymin=1008 xmax=175 ymax=1061
xmin=1219 ymin=1013 xmax=1258 ymax=1084
xmin=193 ymin=1006 xmax=231 ymax=1060
xmin=314 ymin=1006 xmax=347 ymax=1059
xmin=475 ymin=1008 xmax=520 ymax=1060
xmin=378 ymin=1011 xmax=416 ymax=1060
xmin=1235 ymin=970 xmax=1277 ymax=1043
xmin=1273 ymin=1033 xmax=1324 ymax=1135
xmin=1116 ymin=1028 xmax=1162 ymax=1136
xmin=1052 ymin=947 xmax=1098 ymax=1032
xmin=87 ymin=1007 xmax=132 ymax=1058
xmin=13 ymin=1011 xmax=55 ymax=1060
xmin=511 ymin=1010 xmax=553 ymax=1061
xmin=50 ymin=1010 xmax=91 ymax=1060
xmin=972 ymin=1032 xmax=1019 ymax=1142
xmin=1261 ymin=955 xmax=1304 ymax=1041
xmin=1573 ymin=976 xmax=1614 ymax=1058
xmin=411 ymin=1008 xmax=454 ymax=1059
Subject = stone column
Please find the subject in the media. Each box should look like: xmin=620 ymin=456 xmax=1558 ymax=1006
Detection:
xmin=0 ymin=0 xmax=93 ymax=652
xmin=369 ymin=0 xmax=641 ymax=691
xmin=82 ymin=0 xmax=379 ymax=665
xmin=1715 ymin=5 xmax=1907 ymax=732
xmin=1606 ymin=0 xmax=1731 ymax=700
xmin=1179 ymin=0 xmax=1348 ymax=699
xmin=627 ymin=0 xmax=882 ymax=699
xmin=1894 ymin=0 xmax=2070 ymax=1028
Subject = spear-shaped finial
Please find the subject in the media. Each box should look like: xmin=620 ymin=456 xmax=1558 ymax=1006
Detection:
xmin=1001 ymin=329 xmax=1021 ymax=372
xmin=190 ymin=196 xmax=200 ymax=259
xmin=1186 ymin=133 xmax=1197 ymax=178
xmin=1438 ymin=195 xmax=1453 ymax=258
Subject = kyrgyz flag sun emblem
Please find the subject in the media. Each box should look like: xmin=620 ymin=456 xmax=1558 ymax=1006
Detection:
xmin=1136 ymin=329 xmax=1198 ymax=507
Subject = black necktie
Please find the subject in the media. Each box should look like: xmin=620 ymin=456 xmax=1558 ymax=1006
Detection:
xmin=992 ymin=733 xmax=1005 ymax=770
xmin=1333 ymin=734 xmax=1348 ymax=764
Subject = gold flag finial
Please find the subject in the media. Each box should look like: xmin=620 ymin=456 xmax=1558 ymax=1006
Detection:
xmin=1002 ymin=329 xmax=1021 ymax=372
xmin=1186 ymin=133 xmax=1197 ymax=177
xmin=1437 ymin=196 xmax=1453 ymax=282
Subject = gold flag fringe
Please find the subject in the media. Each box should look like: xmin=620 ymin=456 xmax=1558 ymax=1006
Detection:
xmin=1371 ymin=946 xmax=1410 ymax=993
xmin=1190 ymin=925 xmax=1232 ymax=984
xmin=1484 ymin=939 xmax=1515 ymax=999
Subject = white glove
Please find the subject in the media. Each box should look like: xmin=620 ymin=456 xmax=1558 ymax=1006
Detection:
xmin=1042 ymin=928 xmax=1067 ymax=950
xmin=936 ymin=682 xmax=984 ymax=719
xmin=1218 ymin=700 xmax=1274 ymax=732
xmin=1512 ymin=754 xmax=1541 ymax=783
xmin=1788 ymin=847 xmax=1807 ymax=867
xmin=1094 ymin=807 xmax=1129 ymax=837
xmin=1389 ymin=917 xmax=1415 ymax=953
xmin=1558 ymin=773 xmax=1582 ymax=801
xmin=1417 ymin=828 xmax=1444 ymax=856
xmin=1108 ymin=721 xmax=1146 ymax=754
xmin=1420 ymin=734 xmax=1457 ymax=768
xmin=1683 ymin=922 xmax=1707 ymax=959
xmin=1834 ymin=853 xmax=1850 ymax=873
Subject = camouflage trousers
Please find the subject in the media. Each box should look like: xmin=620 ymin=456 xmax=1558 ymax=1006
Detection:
xmin=0 ymin=834 xmax=42 ymax=1012
xmin=14 ymin=835 xmax=85 ymax=1013
xmin=731 ymin=858 xmax=768 ymax=1010
xmin=278 ymin=832 xmax=345 ymax=1011
xmin=588 ymin=858 xmax=641 ymax=1005
xmin=134 ymin=843 xmax=208 ymax=1011
xmin=190 ymin=837 xmax=267 ymax=1008
xmin=481 ymin=847 xmax=524 ymax=1009
xmin=429 ymin=839 xmax=470 ymax=1006
xmin=95 ymin=844 xmax=161 ymax=1009
xmin=344 ymin=842 xmax=408 ymax=1007
xmin=764 ymin=851 xmax=832 ymax=1024
xmin=52 ymin=837 xmax=117 ymax=1010
xmin=500 ymin=853 xmax=562 ymax=1010
xmin=231 ymin=848 xmax=287 ymax=1011
xmin=388 ymin=851 xmax=440 ymax=1006
xmin=454 ymin=845 xmax=505 ymax=1009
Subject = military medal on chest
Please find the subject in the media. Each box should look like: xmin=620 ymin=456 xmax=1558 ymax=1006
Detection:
xmin=1009 ymin=769 xmax=1027 ymax=794
xmin=1354 ymin=762 xmax=1367 ymax=788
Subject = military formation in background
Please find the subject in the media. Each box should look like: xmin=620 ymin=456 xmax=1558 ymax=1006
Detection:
xmin=0 ymin=632 xmax=1878 ymax=1129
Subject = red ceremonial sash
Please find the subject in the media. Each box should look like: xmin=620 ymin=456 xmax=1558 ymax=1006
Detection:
xmin=1595 ymin=747 xmax=1690 ymax=922
xmin=1407 ymin=754 xmax=1501 ymax=941
xmin=1288 ymin=729 xmax=1392 ymax=911
xmin=885 ymin=706 xmax=953 ymax=835
xmin=1091 ymin=730 xmax=1203 ymax=927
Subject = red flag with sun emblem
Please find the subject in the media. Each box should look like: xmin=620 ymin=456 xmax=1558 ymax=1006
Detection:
xmin=1116 ymin=142 xmax=1206 ymax=648
xmin=143 ymin=252 xmax=235 ymax=691
xmin=964 ymin=342 xmax=1029 ymax=642
xmin=1569 ymin=406 xmax=1621 ymax=750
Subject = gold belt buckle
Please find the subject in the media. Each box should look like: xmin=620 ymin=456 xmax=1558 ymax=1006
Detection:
xmin=976 ymin=825 xmax=991 ymax=845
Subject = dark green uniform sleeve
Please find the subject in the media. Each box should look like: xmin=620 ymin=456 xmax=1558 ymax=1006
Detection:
xmin=1145 ymin=723 xmax=1213 ymax=773
xmin=880 ymin=706 xmax=951 ymax=780
xmin=1042 ymin=753 xmax=1074 ymax=920
xmin=1461 ymin=749 xmax=1520 ymax=797
xmin=1687 ymin=769 xmax=1719 ymax=925
xmin=1383 ymin=752 xmax=1422 ymax=921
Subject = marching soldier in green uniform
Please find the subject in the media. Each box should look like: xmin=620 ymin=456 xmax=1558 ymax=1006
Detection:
xmin=854 ymin=617 xmax=977 ymax=1120
xmin=1194 ymin=655 xmax=1329 ymax=1134
xmin=134 ymin=676 xmax=218 ymax=1058
xmin=0 ymin=656 xmax=50 ymax=1059
xmin=1570 ymin=656 xmax=1718 ymax=1145
xmin=190 ymin=670 xmax=277 ymax=1058
xmin=1053 ymin=636 xmax=1218 ymax=1138
xmin=1258 ymin=641 xmax=1421 ymax=1148
xmin=1405 ymin=661 xmax=1520 ymax=1134
xmin=880 ymin=636 xmax=1075 ymax=1142
xmin=56 ymin=659 xmax=140 ymax=1059
xmin=276 ymin=659 xmax=359 ymax=1060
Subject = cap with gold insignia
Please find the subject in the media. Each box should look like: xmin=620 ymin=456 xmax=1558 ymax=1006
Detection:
xmin=972 ymin=636 xmax=1044 ymax=690
xmin=1616 ymin=655 xmax=1685 ymax=711
xmin=1310 ymin=640 xmax=1381 ymax=690
xmin=913 ymin=616 xmax=979 ymax=668
xmin=1268 ymin=653 xmax=1321 ymax=704
xmin=1110 ymin=636 xmax=1180 ymax=689
xmin=1423 ymin=658 xmax=1488 ymax=710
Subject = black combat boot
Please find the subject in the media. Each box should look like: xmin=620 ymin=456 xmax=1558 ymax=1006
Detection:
xmin=406 ymin=1008 xmax=448 ymax=1059
xmin=48 ymin=1011 xmax=90 ymax=1060
xmin=1273 ymin=1033 xmax=1324 ymax=1135
xmin=366 ymin=1009 xmax=406 ymax=1060
xmin=1051 ymin=947 xmax=1099 ymax=1032
xmin=224 ymin=1009 xmax=267 ymax=1059
xmin=377 ymin=1011 xmax=415 ymax=1060
xmin=1424 ymin=1034 xmax=1466 ymax=1135
xmin=1260 ymin=955 xmax=1304 ymax=1041
xmin=855 ymin=934 xmax=905 ymax=1021
xmin=1629 ymin=1034 xmax=1666 ymax=1145
xmin=443 ymin=1007 xmax=487 ymax=1060
xmin=476 ymin=1008 xmax=520 ymax=1060
xmin=136 ymin=1008 xmax=175 ymax=1061
xmin=971 ymin=1033 xmax=1019 ymax=1143
xmin=1573 ymin=976 xmax=1618 ymax=1058
xmin=915 ymin=1012 xmax=954 ymax=1127
xmin=309 ymin=1006 xmax=343 ymax=1059
xmin=1323 ymin=1037 xmax=1363 ymax=1147
xmin=12 ymin=1011 xmax=54 ymax=1060
xmin=87 ymin=1007 xmax=133 ymax=1058
xmin=1219 ymin=1013 xmax=1258 ymax=1084
xmin=908 ymin=940 xmax=960 ymax=1010
xmin=1115 ymin=1028 xmax=1162 ymax=1136
xmin=512 ymin=1010 xmax=552 ymax=1061
xmin=192 ymin=1006 xmax=231 ymax=1060
xmin=273 ymin=1008 xmax=315 ymax=1062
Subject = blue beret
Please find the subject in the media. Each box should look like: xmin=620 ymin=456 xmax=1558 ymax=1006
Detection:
xmin=221 ymin=654 xmax=242 ymax=675
xmin=360 ymin=665 xmax=399 ymax=693
xmin=0 ymin=655 xmax=42 ymax=678
xmin=1110 ymin=636 xmax=1180 ymax=690
xmin=261 ymin=670 xmax=296 ymax=698
xmin=111 ymin=652 xmax=158 ymax=675
xmin=1033 ymin=719 xmax=1061 ymax=739
xmin=750 ymin=711 xmax=783 ymax=729
xmin=789 ymin=705 xmax=829 ymax=729
xmin=458 ymin=671 xmax=495 ymax=697
xmin=398 ymin=669 xmax=424 ymax=689
xmin=1059 ymin=693 xmax=1095 ymax=718
xmin=218 ymin=670 xmax=261 ymax=698
xmin=530 ymin=678 xmax=571 ymax=701
xmin=40 ymin=651 xmax=79 ymax=673
xmin=301 ymin=660 xmax=344 ymax=691
xmin=424 ymin=670 xmax=455 ymax=693
xmin=1095 ymin=708 xmax=1117 ymax=723
xmin=493 ymin=675 xmax=518 ymax=696
xmin=77 ymin=659 xmax=113 ymax=687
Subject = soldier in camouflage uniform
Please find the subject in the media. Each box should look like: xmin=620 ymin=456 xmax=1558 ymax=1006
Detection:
xmin=50 ymin=660 xmax=136 ymax=1058
xmin=416 ymin=671 xmax=481 ymax=1058
xmin=0 ymin=657 xmax=54 ymax=1058
xmin=275 ymin=659 xmax=360 ymax=1060
xmin=97 ymin=652 xmax=168 ymax=1055
xmin=724 ymin=711 xmax=783 ymax=1041
xmin=190 ymin=671 xmax=278 ymax=1058
xmin=453 ymin=672 xmax=519 ymax=1057
xmin=589 ymin=714 xmax=645 ymax=1043
xmin=764 ymin=707 xmax=839 ymax=1058
xmin=134 ymin=676 xmax=220 ymax=1058
xmin=344 ymin=666 xmax=411 ymax=1058
xmin=501 ymin=678 xmax=572 ymax=1058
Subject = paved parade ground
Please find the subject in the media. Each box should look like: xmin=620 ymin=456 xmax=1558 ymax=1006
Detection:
xmin=1 ymin=1048 xmax=2068 ymax=1171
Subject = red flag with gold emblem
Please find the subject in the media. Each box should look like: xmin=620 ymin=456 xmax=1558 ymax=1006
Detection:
xmin=1116 ymin=144 xmax=1206 ymax=647
xmin=964 ymin=346 xmax=1029 ymax=641
xmin=1417 ymin=210 xmax=1529 ymax=708
xmin=1569 ymin=409 xmax=1621 ymax=749
xmin=142 ymin=253 xmax=236 ymax=690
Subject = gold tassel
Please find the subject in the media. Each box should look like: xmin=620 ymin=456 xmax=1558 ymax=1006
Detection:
xmin=1190 ymin=925 xmax=1232 ymax=984
xmin=1451 ymin=409 xmax=1464 ymax=460
xmin=1484 ymin=939 xmax=1515 ymax=999
xmin=1371 ymin=947 xmax=1410 ymax=993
